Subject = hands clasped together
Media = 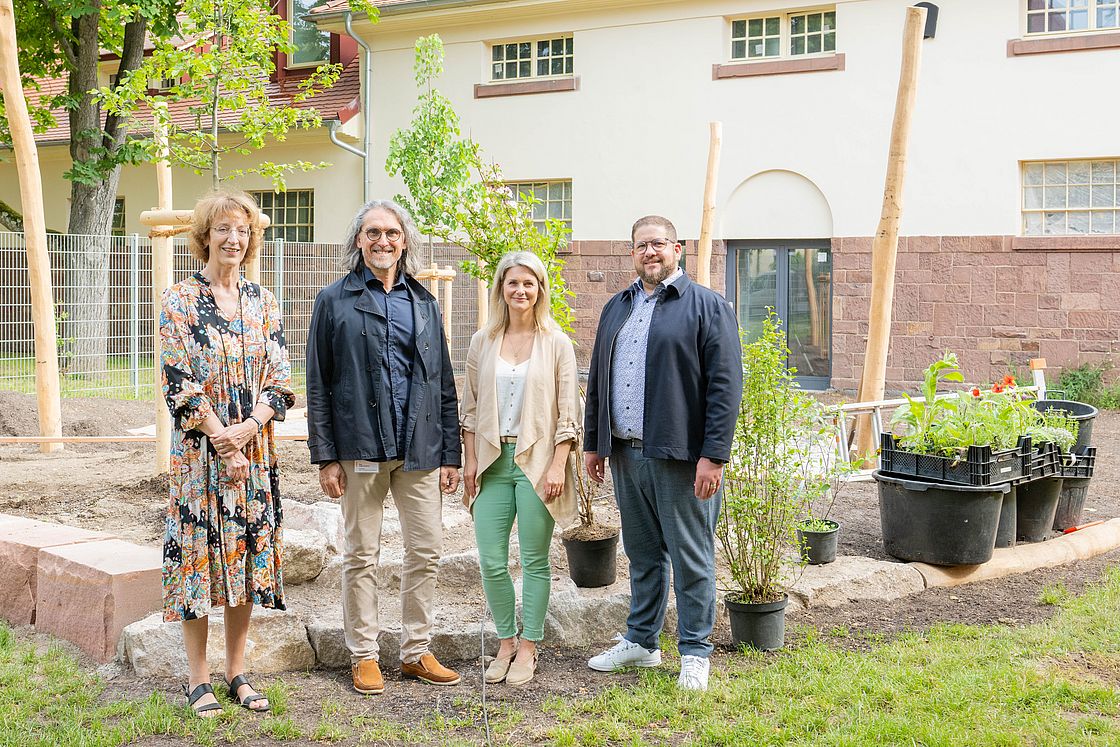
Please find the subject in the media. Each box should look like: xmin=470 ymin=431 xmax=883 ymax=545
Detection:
xmin=213 ymin=420 xmax=258 ymax=482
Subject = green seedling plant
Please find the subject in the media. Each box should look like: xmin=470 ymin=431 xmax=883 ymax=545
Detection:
xmin=891 ymin=351 xmax=965 ymax=455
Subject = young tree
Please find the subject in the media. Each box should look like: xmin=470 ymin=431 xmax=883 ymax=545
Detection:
xmin=386 ymin=34 xmax=573 ymax=332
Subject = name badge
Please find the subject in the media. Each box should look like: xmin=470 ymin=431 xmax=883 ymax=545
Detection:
xmin=354 ymin=460 xmax=380 ymax=474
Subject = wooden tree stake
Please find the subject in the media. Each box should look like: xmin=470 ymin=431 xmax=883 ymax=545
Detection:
xmin=697 ymin=122 xmax=722 ymax=289
xmin=151 ymin=103 xmax=174 ymax=474
xmin=855 ymin=5 xmax=927 ymax=457
xmin=477 ymin=259 xmax=489 ymax=331
xmin=0 ymin=0 xmax=62 ymax=453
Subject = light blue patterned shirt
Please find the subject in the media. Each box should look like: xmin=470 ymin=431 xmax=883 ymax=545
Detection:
xmin=609 ymin=269 xmax=683 ymax=440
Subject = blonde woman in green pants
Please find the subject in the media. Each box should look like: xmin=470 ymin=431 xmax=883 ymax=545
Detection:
xmin=460 ymin=251 xmax=580 ymax=686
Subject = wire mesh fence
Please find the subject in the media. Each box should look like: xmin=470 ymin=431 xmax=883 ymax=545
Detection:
xmin=0 ymin=232 xmax=480 ymax=399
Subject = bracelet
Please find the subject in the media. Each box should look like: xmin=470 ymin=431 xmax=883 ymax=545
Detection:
xmin=248 ymin=415 xmax=264 ymax=433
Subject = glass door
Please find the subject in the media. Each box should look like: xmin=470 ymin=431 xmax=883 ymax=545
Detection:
xmin=728 ymin=240 xmax=832 ymax=389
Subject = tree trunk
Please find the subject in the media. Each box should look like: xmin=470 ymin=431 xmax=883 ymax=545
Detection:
xmin=63 ymin=9 xmax=147 ymax=376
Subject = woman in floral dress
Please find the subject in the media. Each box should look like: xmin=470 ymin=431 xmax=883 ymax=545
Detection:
xmin=160 ymin=191 xmax=295 ymax=717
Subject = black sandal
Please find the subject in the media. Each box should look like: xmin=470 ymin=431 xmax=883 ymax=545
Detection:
xmin=183 ymin=682 xmax=222 ymax=717
xmin=225 ymin=674 xmax=270 ymax=712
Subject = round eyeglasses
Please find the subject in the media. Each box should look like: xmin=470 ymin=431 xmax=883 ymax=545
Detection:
xmin=633 ymin=238 xmax=676 ymax=253
xmin=364 ymin=227 xmax=402 ymax=242
xmin=212 ymin=225 xmax=250 ymax=239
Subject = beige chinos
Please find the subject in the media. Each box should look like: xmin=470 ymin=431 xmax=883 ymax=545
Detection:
xmin=339 ymin=459 xmax=442 ymax=665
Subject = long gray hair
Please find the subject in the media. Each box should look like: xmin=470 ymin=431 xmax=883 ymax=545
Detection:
xmin=340 ymin=199 xmax=423 ymax=277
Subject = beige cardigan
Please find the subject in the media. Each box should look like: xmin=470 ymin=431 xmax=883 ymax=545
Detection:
xmin=460 ymin=324 xmax=582 ymax=525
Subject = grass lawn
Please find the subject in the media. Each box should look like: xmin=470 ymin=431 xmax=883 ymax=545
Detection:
xmin=3 ymin=569 xmax=1119 ymax=745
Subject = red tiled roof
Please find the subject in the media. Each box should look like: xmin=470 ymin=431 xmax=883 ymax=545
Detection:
xmin=21 ymin=60 xmax=361 ymax=147
xmin=312 ymin=0 xmax=462 ymax=15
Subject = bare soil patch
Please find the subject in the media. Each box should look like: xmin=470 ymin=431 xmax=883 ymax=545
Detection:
xmin=2 ymin=392 xmax=1119 ymax=744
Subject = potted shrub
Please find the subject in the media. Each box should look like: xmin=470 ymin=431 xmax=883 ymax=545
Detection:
xmin=716 ymin=312 xmax=831 ymax=650
xmin=561 ymin=392 xmax=621 ymax=588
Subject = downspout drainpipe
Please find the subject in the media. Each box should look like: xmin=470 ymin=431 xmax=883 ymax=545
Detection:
xmin=343 ymin=10 xmax=373 ymax=204
xmin=328 ymin=120 xmax=366 ymax=159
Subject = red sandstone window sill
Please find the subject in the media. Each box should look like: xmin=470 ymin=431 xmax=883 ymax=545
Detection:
xmin=1007 ymin=31 xmax=1120 ymax=56
xmin=474 ymin=77 xmax=579 ymax=99
xmin=712 ymin=53 xmax=845 ymax=80
xmin=1012 ymin=235 xmax=1120 ymax=251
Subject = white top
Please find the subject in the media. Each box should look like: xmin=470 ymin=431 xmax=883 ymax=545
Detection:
xmin=496 ymin=356 xmax=529 ymax=437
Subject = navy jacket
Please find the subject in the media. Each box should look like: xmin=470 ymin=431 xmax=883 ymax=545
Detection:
xmin=306 ymin=269 xmax=461 ymax=470
xmin=584 ymin=273 xmax=742 ymax=463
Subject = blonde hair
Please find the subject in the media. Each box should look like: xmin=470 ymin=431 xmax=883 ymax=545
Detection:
xmin=187 ymin=190 xmax=264 ymax=265
xmin=484 ymin=251 xmax=554 ymax=338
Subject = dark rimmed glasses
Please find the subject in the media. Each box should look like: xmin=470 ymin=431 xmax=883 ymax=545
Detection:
xmin=633 ymin=238 xmax=677 ymax=253
xmin=364 ymin=227 xmax=403 ymax=242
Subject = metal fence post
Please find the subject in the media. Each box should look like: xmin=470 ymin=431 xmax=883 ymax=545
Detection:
xmin=274 ymin=237 xmax=285 ymax=313
xmin=129 ymin=233 xmax=140 ymax=397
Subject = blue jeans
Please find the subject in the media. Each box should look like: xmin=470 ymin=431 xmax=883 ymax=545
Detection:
xmin=610 ymin=442 xmax=721 ymax=658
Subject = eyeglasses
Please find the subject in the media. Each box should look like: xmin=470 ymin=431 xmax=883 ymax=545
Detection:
xmin=633 ymin=238 xmax=676 ymax=253
xmin=363 ymin=227 xmax=402 ymax=242
xmin=212 ymin=225 xmax=250 ymax=239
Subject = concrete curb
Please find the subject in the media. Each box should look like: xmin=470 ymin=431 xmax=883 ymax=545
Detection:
xmin=910 ymin=517 xmax=1120 ymax=588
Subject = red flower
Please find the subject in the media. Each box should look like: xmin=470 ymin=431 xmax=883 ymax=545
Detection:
xmin=1002 ymin=374 xmax=1017 ymax=387
xmin=970 ymin=387 xmax=981 ymax=397
xmin=992 ymin=383 xmax=1005 ymax=394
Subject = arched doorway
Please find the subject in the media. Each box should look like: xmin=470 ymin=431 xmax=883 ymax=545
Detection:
xmin=721 ymin=170 xmax=834 ymax=389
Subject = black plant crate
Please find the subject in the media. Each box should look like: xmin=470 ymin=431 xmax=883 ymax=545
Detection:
xmin=1027 ymin=442 xmax=1062 ymax=481
xmin=879 ymin=433 xmax=1031 ymax=487
xmin=1060 ymin=447 xmax=1096 ymax=479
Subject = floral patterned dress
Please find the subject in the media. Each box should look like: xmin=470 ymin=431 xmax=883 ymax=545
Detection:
xmin=160 ymin=272 xmax=295 ymax=622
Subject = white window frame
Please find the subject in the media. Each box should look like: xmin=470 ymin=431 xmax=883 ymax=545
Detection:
xmin=508 ymin=181 xmax=572 ymax=233
xmin=250 ymin=189 xmax=315 ymax=242
xmin=488 ymin=36 xmax=574 ymax=82
xmin=1024 ymin=0 xmax=1120 ymax=36
xmin=729 ymin=7 xmax=836 ymax=62
xmin=288 ymin=0 xmax=331 ymax=69
xmin=1021 ymin=159 xmax=1120 ymax=236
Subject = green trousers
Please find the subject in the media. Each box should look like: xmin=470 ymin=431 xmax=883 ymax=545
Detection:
xmin=472 ymin=444 xmax=556 ymax=641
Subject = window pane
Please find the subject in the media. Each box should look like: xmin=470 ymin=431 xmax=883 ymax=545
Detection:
xmin=765 ymin=17 xmax=780 ymax=35
xmin=733 ymin=40 xmax=747 ymax=58
xmin=1044 ymin=186 xmax=1067 ymax=209
xmin=766 ymin=38 xmax=781 ymax=55
xmin=538 ymin=40 xmax=549 ymax=56
xmin=519 ymin=42 xmax=531 ymax=57
xmin=552 ymin=38 xmax=564 ymax=54
xmin=1027 ymin=0 xmax=1045 ymax=9
xmin=1044 ymin=212 xmax=1065 ymax=234
xmin=1070 ymin=9 xmax=1089 ymax=28
xmin=1024 ymin=213 xmax=1043 ymax=235
xmin=1069 ymin=184 xmax=1090 ymax=207
xmin=537 ymin=60 xmax=548 ymax=76
xmin=1024 ymin=163 xmax=1045 ymax=185
xmin=1068 ymin=211 xmax=1090 ymax=233
xmin=505 ymin=43 xmax=517 ymax=58
xmin=732 ymin=20 xmax=746 ymax=38
xmin=564 ymin=58 xmax=573 ymax=73
xmin=1091 ymin=211 xmax=1115 ymax=234
xmin=1044 ymin=162 xmax=1067 ymax=185
xmin=792 ymin=37 xmax=806 ymax=55
xmin=1048 ymin=12 xmax=1067 ymax=31
xmin=824 ymin=11 xmax=836 ymax=31
xmin=1024 ymin=186 xmax=1044 ymax=209
xmin=1092 ymin=185 xmax=1115 ymax=207
xmin=493 ymin=46 xmax=503 ymax=61
xmin=1092 ymin=160 xmax=1116 ymax=183
xmin=1101 ymin=8 xmax=1119 ymax=28
xmin=566 ymin=37 xmax=573 ymax=54
xmin=808 ymin=13 xmax=822 ymax=33
xmin=748 ymin=18 xmax=763 ymax=36
xmin=551 ymin=57 xmax=563 ymax=74
xmin=506 ymin=61 xmax=517 ymax=77
xmin=1068 ymin=161 xmax=1090 ymax=183
xmin=791 ymin=15 xmax=803 ymax=34
xmin=748 ymin=40 xmax=763 ymax=57
xmin=492 ymin=63 xmax=504 ymax=79
xmin=824 ymin=33 xmax=835 ymax=52
xmin=1027 ymin=13 xmax=1046 ymax=32
xmin=519 ymin=61 xmax=530 ymax=77
xmin=808 ymin=35 xmax=822 ymax=53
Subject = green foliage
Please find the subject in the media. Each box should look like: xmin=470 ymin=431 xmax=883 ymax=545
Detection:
xmin=386 ymin=35 xmax=574 ymax=331
xmin=891 ymin=353 xmax=1079 ymax=457
xmin=1039 ymin=581 xmax=1071 ymax=606
xmin=1058 ymin=362 xmax=1120 ymax=411
xmin=97 ymin=0 xmax=343 ymax=190
xmin=717 ymin=311 xmax=847 ymax=604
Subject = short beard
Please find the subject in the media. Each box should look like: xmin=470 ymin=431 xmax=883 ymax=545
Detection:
xmin=638 ymin=262 xmax=674 ymax=288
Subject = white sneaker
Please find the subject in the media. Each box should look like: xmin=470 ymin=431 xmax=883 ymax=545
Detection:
xmin=677 ymin=655 xmax=710 ymax=691
xmin=587 ymin=634 xmax=662 ymax=672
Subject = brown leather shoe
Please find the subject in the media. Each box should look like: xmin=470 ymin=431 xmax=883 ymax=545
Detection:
xmin=352 ymin=659 xmax=384 ymax=695
xmin=400 ymin=653 xmax=461 ymax=686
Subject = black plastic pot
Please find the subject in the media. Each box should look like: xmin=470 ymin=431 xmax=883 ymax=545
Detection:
xmin=1031 ymin=399 xmax=1099 ymax=452
xmin=995 ymin=486 xmax=1017 ymax=549
xmin=1053 ymin=476 xmax=1092 ymax=531
xmin=796 ymin=520 xmax=839 ymax=565
xmin=562 ymin=533 xmax=619 ymax=588
xmin=726 ymin=594 xmax=788 ymax=651
xmin=874 ymin=470 xmax=1009 ymax=566
xmin=1016 ymin=475 xmax=1064 ymax=542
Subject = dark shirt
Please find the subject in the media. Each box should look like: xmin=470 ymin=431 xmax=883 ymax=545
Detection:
xmin=361 ymin=266 xmax=414 ymax=459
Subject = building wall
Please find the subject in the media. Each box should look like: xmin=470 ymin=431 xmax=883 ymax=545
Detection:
xmin=0 ymin=130 xmax=365 ymax=243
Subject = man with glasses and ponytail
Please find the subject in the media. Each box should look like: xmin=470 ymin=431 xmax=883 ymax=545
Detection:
xmin=306 ymin=200 xmax=462 ymax=695
xmin=583 ymin=215 xmax=742 ymax=692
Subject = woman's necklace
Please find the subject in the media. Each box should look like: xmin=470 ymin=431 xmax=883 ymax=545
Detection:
xmin=505 ymin=329 xmax=535 ymax=365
